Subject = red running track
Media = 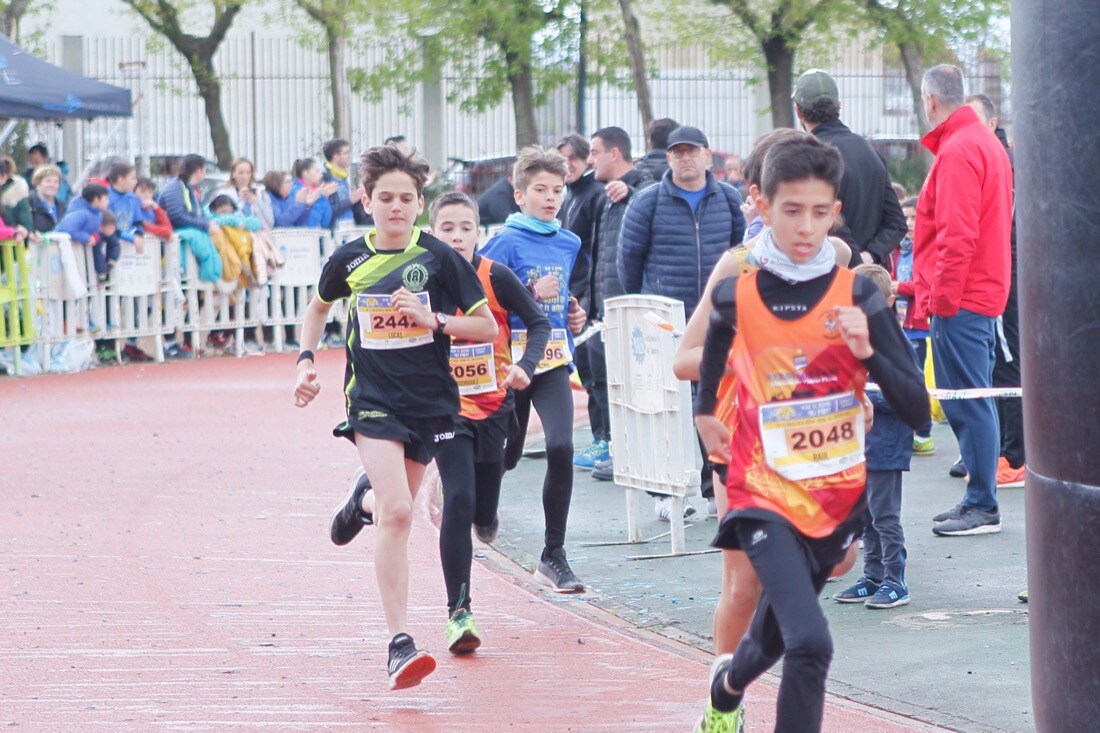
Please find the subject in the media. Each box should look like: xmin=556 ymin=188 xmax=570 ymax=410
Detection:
xmin=1 ymin=351 xmax=945 ymax=732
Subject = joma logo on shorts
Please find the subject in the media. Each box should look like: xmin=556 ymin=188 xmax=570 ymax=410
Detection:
xmin=358 ymin=410 xmax=388 ymax=420
xmin=434 ymin=431 xmax=455 ymax=442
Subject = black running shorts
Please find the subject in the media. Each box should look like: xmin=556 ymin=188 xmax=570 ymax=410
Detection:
xmin=334 ymin=411 xmax=455 ymax=465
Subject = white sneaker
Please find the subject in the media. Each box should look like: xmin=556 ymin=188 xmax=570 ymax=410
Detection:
xmin=653 ymin=496 xmax=697 ymax=522
xmin=707 ymin=497 xmax=718 ymax=519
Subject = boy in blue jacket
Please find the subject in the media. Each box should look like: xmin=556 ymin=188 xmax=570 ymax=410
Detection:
xmin=56 ymin=184 xmax=110 ymax=279
xmin=480 ymin=146 xmax=587 ymax=594
xmin=834 ymin=263 xmax=914 ymax=609
xmin=106 ymin=162 xmax=149 ymax=252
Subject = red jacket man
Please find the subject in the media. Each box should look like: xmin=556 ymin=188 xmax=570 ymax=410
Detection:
xmin=912 ymin=104 xmax=1013 ymax=322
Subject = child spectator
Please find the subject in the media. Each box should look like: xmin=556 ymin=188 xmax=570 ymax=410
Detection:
xmin=56 ymin=184 xmax=109 ymax=278
xmin=106 ymin=162 xmax=148 ymax=254
xmin=135 ymin=178 xmax=173 ymax=240
xmin=207 ymin=194 xmax=258 ymax=288
xmin=834 ymin=263 xmax=915 ymax=610
xmin=893 ymin=196 xmax=934 ymax=455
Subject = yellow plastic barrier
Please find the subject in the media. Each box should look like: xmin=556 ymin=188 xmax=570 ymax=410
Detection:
xmin=0 ymin=238 xmax=36 ymax=375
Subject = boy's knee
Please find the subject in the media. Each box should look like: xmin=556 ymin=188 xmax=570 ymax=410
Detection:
xmin=787 ymin=627 xmax=833 ymax=666
xmin=544 ymin=441 xmax=572 ymax=461
xmin=727 ymin=583 xmax=760 ymax=616
xmin=443 ymin=491 xmax=475 ymax=522
xmin=378 ymin=498 xmax=414 ymax=530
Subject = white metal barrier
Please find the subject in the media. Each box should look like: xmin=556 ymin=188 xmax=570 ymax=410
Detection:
xmin=266 ymin=228 xmax=330 ymax=352
xmin=598 ymin=295 xmax=706 ymax=560
xmin=34 ymin=233 xmax=94 ymax=361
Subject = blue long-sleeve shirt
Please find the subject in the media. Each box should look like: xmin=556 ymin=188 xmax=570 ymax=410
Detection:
xmin=266 ymin=191 xmax=309 ymax=227
xmin=108 ymin=187 xmax=149 ymax=241
xmin=289 ymin=180 xmax=333 ymax=229
xmin=55 ymin=207 xmax=104 ymax=245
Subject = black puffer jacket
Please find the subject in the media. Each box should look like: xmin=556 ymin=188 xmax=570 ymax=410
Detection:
xmin=561 ymin=170 xmax=603 ymax=311
xmin=476 ymin=176 xmax=520 ymax=225
xmin=589 ymin=166 xmax=655 ymax=318
xmin=633 ymin=148 xmax=669 ymax=182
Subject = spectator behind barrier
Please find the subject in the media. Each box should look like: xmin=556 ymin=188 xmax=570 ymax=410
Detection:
xmin=135 ymin=178 xmax=173 ymax=241
xmin=29 ymin=166 xmax=67 ymax=235
xmin=219 ymin=158 xmax=274 ymax=230
xmin=106 ymin=162 xmax=149 ymax=251
xmin=290 ymin=158 xmax=336 ymax=229
xmin=157 ymin=153 xmax=225 ymax=284
xmin=207 ymin=194 xmax=258 ymax=289
xmin=321 ymin=138 xmax=368 ymax=227
xmin=263 ymin=170 xmax=309 ymax=227
xmin=23 ymin=143 xmax=73 ymax=204
xmin=1 ymin=156 xmax=34 ymax=236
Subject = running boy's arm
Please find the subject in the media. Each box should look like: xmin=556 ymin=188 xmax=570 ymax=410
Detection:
xmin=492 ymin=262 xmax=551 ymax=379
xmin=674 ymin=248 xmax=745 ymax=381
xmin=693 ymin=277 xmax=739 ymax=462
xmin=849 ymin=276 xmax=930 ymax=430
xmin=295 ymin=247 xmax=354 ymax=407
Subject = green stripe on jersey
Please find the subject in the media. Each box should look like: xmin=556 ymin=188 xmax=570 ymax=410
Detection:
xmin=346 ymin=245 xmax=428 ymax=294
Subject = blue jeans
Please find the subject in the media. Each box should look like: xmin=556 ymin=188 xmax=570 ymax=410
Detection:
xmin=931 ymin=310 xmax=1000 ymax=512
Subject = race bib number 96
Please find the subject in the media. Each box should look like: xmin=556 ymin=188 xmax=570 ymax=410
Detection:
xmin=511 ymin=328 xmax=569 ymax=375
xmin=758 ymin=391 xmax=865 ymax=481
xmin=357 ymin=292 xmax=433 ymax=350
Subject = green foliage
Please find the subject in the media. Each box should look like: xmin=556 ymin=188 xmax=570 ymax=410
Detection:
xmin=349 ymin=0 xmax=578 ymax=115
xmin=859 ymin=0 xmax=1009 ymax=64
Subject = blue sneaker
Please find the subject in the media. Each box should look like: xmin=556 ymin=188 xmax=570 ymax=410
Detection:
xmin=865 ymin=580 xmax=910 ymax=609
xmin=573 ymin=439 xmax=610 ymax=469
xmin=833 ymin=576 xmax=880 ymax=603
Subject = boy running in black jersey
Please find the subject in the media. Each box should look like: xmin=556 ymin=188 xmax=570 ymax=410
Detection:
xmin=430 ymin=191 xmax=554 ymax=653
xmin=294 ymin=145 xmax=497 ymax=691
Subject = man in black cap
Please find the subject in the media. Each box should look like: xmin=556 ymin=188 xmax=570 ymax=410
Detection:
xmin=793 ymin=69 xmax=907 ymax=267
xmin=617 ymin=125 xmax=746 ymax=516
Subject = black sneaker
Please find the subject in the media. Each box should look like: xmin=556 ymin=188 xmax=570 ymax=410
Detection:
xmin=932 ymin=502 xmax=966 ymax=524
xmin=933 ymin=504 xmax=1002 ymax=536
xmin=534 ymin=547 xmax=585 ymax=593
xmin=474 ymin=514 xmax=499 ymax=544
xmin=163 ymin=342 xmax=194 ymax=360
xmin=330 ymin=467 xmax=373 ymax=546
xmin=122 ymin=343 xmax=154 ymax=362
xmin=949 ymin=456 xmax=967 ymax=478
xmin=592 ymin=458 xmax=613 ymax=482
xmin=387 ymin=633 xmax=436 ymax=691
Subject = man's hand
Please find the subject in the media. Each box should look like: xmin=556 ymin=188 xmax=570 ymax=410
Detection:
xmin=294 ymin=361 xmax=321 ymax=407
xmin=605 ymin=180 xmax=629 ymax=203
xmin=319 ymin=182 xmax=339 ymax=197
xmin=502 ymin=364 xmax=531 ymax=391
xmin=740 ymin=195 xmax=757 ymax=223
xmin=860 ymin=251 xmax=875 ymax=265
xmin=392 ymin=287 xmax=436 ymax=328
xmin=862 ymin=393 xmax=874 ymax=433
xmin=534 ymin=274 xmax=560 ymax=301
xmin=695 ymin=415 xmax=731 ymax=464
xmin=834 ymin=306 xmax=873 ymax=359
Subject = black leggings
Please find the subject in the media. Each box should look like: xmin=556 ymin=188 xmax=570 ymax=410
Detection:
xmin=436 ymin=435 xmax=504 ymax=615
xmin=503 ymin=366 xmax=574 ymax=552
xmin=724 ymin=518 xmax=849 ymax=733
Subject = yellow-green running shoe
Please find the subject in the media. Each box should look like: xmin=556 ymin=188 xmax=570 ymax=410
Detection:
xmin=446 ymin=609 xmax=482 ymax=655
xmin=693 ymin=702 xmax=745 ymax=733
xmin=913 ymin=435 xmax=935 ymax=456
xmin=1018 ymin=589 xmax=1028 ymax=603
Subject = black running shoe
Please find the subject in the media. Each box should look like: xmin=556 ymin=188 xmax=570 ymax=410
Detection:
xmin=949 ymin=456 xmax=967 ymax=478
xmin=387 ymin=633 xmax=436 ymax=690
xmin=474 ymin=514 xmax=500 ymax=544
xmin=534 ymin=547 xmax=585 ymax=593
xmin=330 ymin=467 xmax=373 ymax=546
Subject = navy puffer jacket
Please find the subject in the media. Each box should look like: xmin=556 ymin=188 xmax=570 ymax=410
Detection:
xmin=617 ymin=171 xmax=745 ymax=318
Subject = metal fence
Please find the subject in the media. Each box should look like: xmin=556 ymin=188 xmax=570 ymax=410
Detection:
xmin=31 ymin=34 xmax=1007 ymax=178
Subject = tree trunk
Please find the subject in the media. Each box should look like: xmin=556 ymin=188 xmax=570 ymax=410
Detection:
xmin=762 ymin=35 xmax=796 ymax=129
xmin=898 ymin=40 xmax=927 ymax=136
xmin=191 ymin=60 xmax=234 ymax=169
xmin=507 ymin=56 xmax=539 ymax=149
xmin=1 ymin=0 xmax=30 ymax=42
xmin=617 ymin=0 xmax=653 ymax=137
xmin=326 ymin=29 xmax=350 ymax=140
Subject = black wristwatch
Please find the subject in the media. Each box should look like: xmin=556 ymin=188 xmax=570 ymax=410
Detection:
xmin=434 ymin=312 xmax=449 ymax=333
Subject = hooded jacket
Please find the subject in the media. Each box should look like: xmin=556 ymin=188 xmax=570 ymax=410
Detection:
xmin=560 ymin=170 xmax=603 ymax=310
xmin=617 ymin=170 xmax=745 ymax=319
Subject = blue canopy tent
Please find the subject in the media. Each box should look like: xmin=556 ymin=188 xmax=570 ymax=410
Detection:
xmin=0 ymin=34 xmax=131 ymax=121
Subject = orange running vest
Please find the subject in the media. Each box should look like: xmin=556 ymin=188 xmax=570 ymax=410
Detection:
xmin=725 ymin=268 xmax=867 ymax=538
xmin=455 ymin=257 xmax=514 ymax=421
